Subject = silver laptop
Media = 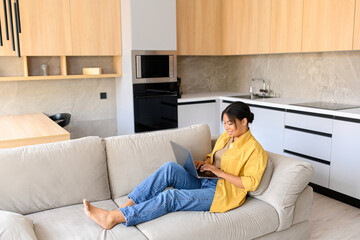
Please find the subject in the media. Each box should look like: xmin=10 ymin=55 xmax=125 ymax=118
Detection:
xmin=170 ymin=141 xmax=220 ymax=179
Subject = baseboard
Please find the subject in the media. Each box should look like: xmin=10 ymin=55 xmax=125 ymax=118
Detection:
xmin=309 ymin=183 xmax=360 ymax=208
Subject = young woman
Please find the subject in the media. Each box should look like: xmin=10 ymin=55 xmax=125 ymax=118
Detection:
xmin=83 ymin=101 xmax=268 ymax=229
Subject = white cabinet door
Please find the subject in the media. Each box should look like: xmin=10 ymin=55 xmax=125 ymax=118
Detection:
xmin=250 ymin=106 xmax=285 ymax=155
xmin=178 ymin=101 xmax=219 ymax=136
xmin=330 ymin=120 xmax=360 ymax=199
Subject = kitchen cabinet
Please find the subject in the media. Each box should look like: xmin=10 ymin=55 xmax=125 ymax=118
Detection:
xmin=178 ymin=100 xmax=219 ymax=136
xmin=353 ymin=0 xmax=360 ymax=50
xmin=270 ymin=0 xmax=303 ymax=53
xmin=283 ymin=111 xmax=333 ymax=188
xmin=19 ymin=0 xmax=71 ymax=56
xmin=177 ymin=0 xmax=271 ymax=55
xmin=69 ymin=0 xmax=121 ymax=56
xmin=0 ymin=0 xmax=16 ymax=56
xmin=176 ymin=0 xmax=223 ymax=55
xmin=250 ymin=106 xmax=285 ymax=155
xmin=302 ymin=0 xmax=356 ymax=52
xmin=223 ymin=0 xmax=271 ymax=55
xmin=330 ymin=119 xmax=360 ymax=199
xmin=2 ymin=0 xmax=121 ymax=56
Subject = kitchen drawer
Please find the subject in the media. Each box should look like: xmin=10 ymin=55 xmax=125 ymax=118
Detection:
xmin=284 ymin=152 xmax=330 ymax=188
xmin=285 ymin=112 xmax=333 ymax=134
xmin=284 ymin=128 xmax=332 ymax=162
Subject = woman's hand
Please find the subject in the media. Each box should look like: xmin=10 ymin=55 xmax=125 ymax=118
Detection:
xmin=193 ymin=160 xmax=205 ymax=169
xmin=200 ymin=164 xmax=223 ymax=177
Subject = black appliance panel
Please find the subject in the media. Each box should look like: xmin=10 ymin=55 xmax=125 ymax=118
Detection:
xmin=140 ymin=55 xmax=170 ymax=78
xmin=133 ymin=83 xmax=178 ymax=133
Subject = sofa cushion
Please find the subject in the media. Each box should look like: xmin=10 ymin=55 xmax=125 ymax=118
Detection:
xmin=249 ymin=158 xmax=273 ymax=196
xmin=135 ymin=197 xmax=279 ymax=240
xmin=26 ymin=200 xmax=147 ymax=240
xmin=0 ymin=136 xmax=110 ymax=215
xmin=105 ymin=124 xmax=212 ymax=199
xmin=253 ymin=152 xmax=314 ymax=231
xmin=0 ymin=210 xmax=37 ymax=240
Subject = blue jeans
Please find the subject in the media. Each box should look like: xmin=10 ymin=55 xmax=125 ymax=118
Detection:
xmin=119 ymin=161 xmax=218 ymax=226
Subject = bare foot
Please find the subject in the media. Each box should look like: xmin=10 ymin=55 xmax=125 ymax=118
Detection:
xmin=83 ymin=199 xmax=124 ymax=230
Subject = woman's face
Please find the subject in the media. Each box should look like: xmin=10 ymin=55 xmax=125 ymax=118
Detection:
xmin=223 ymin=113 xmax=249 ymax=141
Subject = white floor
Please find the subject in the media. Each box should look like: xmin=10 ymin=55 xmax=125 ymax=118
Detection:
xmin=309 ymin=192 xmax=360 ymax=240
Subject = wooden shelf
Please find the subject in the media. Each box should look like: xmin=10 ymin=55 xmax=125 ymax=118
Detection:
xmin=0 ymin=55 xmax=122 ymax=81
xmin=0 ymin=74 xmax=122 ymax=82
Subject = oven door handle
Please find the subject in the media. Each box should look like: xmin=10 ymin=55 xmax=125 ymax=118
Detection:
xmin=134 ymin=93 xmax=178 ymax=99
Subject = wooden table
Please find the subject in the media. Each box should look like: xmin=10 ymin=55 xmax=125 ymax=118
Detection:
xmin=0 ymin=113 xmax=70 ymax=149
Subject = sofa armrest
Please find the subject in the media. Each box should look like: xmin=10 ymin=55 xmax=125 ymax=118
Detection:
xmin=292 ymin=186 xmax=313 ymax=225
xmin=0 ymin=211 xmax=38 ymax=240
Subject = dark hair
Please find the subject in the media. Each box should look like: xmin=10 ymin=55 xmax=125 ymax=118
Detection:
xmin=221 ymin=101 xmax=254 ymax=126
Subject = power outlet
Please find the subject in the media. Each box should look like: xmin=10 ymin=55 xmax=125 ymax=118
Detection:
xmin=100 ymin=92 xmax=107 ymax=99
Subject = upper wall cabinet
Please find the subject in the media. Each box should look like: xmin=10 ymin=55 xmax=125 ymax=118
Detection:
xmin=223 ymin=0 xmax=271 ymax=55
xmin=69 ymin=0 xmax=121 ymax=56
xmin=1 ymin=0 xmax=121 ymax=56
xmin=270 ymin=0 xmax=303 ymax=53
xmin=353 ymin=0 xmax=360 ymax=50
xmin=19 ymin=0 xmax=72 ymax=56
xmin=0 ymin=0 xmax=15 ymax=56
xmin=176 ymin=0 xmax=223 ymax=55
xmin=302 ymin=0 xmax=356 ymax=52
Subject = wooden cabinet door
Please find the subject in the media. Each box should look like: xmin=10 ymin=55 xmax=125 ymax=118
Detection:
xmin=0 ymin=0 xmax=16 ymax=56
xmin=302 ymin=0 xmax=355 ymax=52
xmin=353 ymin=0 xmax=360 ymax=49
xmin=69 ymin=0 xmax=121 ymax=56
xmin=18 ymin=0 xmax=72 ymax=56
xmin=223 ymin=0 xmax=271 ymax=55
xmin=177 ymin=0 xmax=223 ymax=55
xmin=270 ymin=0 xmax=303 ymax=53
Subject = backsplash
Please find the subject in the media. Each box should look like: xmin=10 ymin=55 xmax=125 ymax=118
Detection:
xmin=178 ymin=51 xmax=360 ymax=105
xmin=177 ymin=56 xmax=229 ymax=93
xmin=0 ymin=77 xmax=117 ymax=139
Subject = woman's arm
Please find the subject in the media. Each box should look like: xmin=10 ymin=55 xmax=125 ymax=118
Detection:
xmin=200 ymin=164 xmax=245 ymax=189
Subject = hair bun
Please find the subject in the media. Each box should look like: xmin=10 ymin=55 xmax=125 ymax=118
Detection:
xmin=248 ymin=112 xmax=254 ymax=123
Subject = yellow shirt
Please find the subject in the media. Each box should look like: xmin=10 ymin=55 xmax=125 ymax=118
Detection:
xmin=208 ymin=129 xmax=268 ymax=213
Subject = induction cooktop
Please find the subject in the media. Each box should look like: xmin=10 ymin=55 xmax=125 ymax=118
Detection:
xmin=290 ymin=101 xmax=360 ymax=110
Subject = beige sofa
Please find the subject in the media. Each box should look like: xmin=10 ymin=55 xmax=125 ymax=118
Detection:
xmin=0 ymin=124 xmax=314 ymax=240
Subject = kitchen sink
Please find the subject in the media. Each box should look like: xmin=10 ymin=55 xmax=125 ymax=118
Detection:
xmin=230 ymin=94 xmax=275 ymax=100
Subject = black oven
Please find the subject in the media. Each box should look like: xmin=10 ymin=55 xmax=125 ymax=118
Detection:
xmin=133 ymin=82 xmax=178 ymax=133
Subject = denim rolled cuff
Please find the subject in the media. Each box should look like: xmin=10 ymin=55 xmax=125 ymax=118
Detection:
xmin=119 ymin=207 xmax=133 ymax=226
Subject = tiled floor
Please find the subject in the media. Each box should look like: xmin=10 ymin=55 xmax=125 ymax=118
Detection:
xmin=309 ymin=192 xmax=360 ymax=240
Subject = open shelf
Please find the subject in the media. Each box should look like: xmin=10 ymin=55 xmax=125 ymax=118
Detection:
xmin=0 ymin=56 xmax=122 ymax=81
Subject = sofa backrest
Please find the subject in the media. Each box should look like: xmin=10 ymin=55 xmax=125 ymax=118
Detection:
xmin=104 ymin=124 xmax=212 ymax=199
xmin=0 ymin=136 xmax=110 ymax=215
xmin=253 ymin=151 xmax=314 ymax=231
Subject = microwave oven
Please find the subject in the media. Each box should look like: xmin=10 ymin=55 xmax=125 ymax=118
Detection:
xmin=132 ymin=50 xmax=177 ymax=84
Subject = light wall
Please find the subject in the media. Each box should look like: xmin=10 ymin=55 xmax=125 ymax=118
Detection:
xmin=178 ymin=51 xmax=360 ymax=105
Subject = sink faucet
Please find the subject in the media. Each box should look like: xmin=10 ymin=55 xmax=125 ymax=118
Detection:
xmin=251 ymin=78 xmax=268 ymax=97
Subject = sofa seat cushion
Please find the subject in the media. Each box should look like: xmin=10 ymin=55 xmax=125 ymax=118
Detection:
xmin=135 ymin=197 xmax=279 ymax=240
xmin=26 ymin=200 xmax=147 ymax=240
xmin=0 ymin=210 xmax=37 ymax=240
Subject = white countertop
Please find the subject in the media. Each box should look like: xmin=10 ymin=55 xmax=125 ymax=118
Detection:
xmin=179 ymin=92 xmax=360 ymax=121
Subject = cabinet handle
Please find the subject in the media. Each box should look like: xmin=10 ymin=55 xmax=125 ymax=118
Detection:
xmin=3 ymin=0 xmax=8 ymax=40
xmin=0 ymin=19 xmax=2 ymax=46
xmin=7 ymin=0 xmax=14 ymax=51
xmin=15 ymin=0 xmax=19 ymax=32
xmin=14 ymin=1 xmax=19 ymax=56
